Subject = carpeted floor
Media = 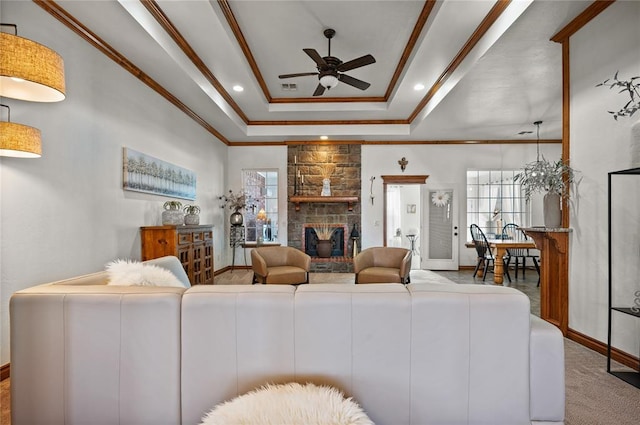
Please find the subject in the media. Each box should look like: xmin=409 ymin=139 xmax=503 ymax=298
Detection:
xmin=2 ymin=269 xmax=639 ymax=424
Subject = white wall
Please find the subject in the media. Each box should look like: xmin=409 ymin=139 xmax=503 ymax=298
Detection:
xmin=569 ymin=1 xmax=640 ymax=351
xmin=361 ymin=143 xmax=560 ymax=266
xmin=0 ymin=2 xmax=227 ymax=364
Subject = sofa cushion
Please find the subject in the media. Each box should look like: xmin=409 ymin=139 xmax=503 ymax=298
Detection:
xmin=357 ymin=266 xmax=403 ymax=284
xmin=266 ymin=266 xmax=307 ymax=284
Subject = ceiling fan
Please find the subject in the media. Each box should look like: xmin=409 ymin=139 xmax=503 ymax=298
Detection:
xmin=278 ymin=28 xmax=376 ymax=96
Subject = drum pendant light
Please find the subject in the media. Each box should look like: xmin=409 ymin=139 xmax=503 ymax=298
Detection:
xmin=0 ymin=24 xmax=66 ymax=102
xmin=0 ymin=104 xmax=42 ymax=158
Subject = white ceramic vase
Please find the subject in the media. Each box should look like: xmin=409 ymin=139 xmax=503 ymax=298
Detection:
xmin=321 ymin=178 xmax=331 ymax=196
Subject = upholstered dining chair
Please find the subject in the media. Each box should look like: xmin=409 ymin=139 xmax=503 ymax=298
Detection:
xmin=502 ymin=223 xmax=540 ymax=285
xmin=470 ymin=224 xmax=511 ymax=283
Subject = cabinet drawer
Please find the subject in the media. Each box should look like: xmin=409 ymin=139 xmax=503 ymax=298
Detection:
xmin=193 ymin=232 xmax=203 ymax=243
xmin=203 ymin=231 xmax=213 ymax=241
xmin=178 ymin=232 xmax=192 ymax=245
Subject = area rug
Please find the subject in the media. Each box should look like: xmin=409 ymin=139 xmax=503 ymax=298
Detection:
xmin=200 ymin=382 xmax=373 ymax=425
xmin=409 ymin=269 xmax=456 ymax=285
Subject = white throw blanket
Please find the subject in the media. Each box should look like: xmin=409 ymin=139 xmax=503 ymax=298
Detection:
xmin=200 ymin=383 xmax=373 ymax=425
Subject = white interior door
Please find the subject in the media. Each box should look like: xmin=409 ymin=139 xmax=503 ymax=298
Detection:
xmin=422 ymin=186 xmax=459 ymax=270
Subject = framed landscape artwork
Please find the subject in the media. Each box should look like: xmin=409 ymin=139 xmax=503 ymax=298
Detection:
xmin=123 ymin=147 xmax=196 ymax=200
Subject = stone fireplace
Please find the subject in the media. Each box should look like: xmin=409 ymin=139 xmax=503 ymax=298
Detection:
xmin=287 ymin=144 xmax=361 ymax=272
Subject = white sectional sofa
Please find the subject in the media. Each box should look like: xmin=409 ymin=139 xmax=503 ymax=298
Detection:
xmin=10 ymin=256 xmax=565 ymax=425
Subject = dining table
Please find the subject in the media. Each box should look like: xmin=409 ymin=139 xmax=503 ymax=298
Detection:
xmin=488 ymin=239 xmax=537 ymax=285
xmin=467 ymin=239 xmax=537 ymax=285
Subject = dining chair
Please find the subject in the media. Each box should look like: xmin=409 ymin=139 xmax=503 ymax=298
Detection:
xmin=502 ymin=223 xmax=540 ymax=285
xmin=469 ymin=224 xmax=511 ymax=282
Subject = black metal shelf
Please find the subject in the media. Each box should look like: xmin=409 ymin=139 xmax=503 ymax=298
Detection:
xmin=612 ymin=307 xmax=640 ymax=318
xmin=607 ymin=167 xmax=640 ymax=390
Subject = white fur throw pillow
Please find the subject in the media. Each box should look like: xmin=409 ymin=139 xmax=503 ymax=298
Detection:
xmin=106 ymin=259 xmax=186 ymax=287
xmin=200 ymin=382 xmax=373 ymax=425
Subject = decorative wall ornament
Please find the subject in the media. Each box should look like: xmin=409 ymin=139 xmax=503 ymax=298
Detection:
xmin=369 ymin=176 xmax=376 ymax=205
xmin=431 ymin=191 xmax=450 ymax=207
xmin=398 ymin=157 xmax=408 ymax=172
xmin=123 ymin=148 xmax=196 ymax=200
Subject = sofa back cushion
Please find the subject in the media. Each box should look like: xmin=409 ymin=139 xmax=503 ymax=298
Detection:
xmin=181 ymin=283 xmax=532 ymax=425
xmin=369 ymin=246 xmax=409 ymax=268
xmin=10 ymin=284 xmax=184 ymax=424
xmin=254 ymin=246 xmax=291 ymax=267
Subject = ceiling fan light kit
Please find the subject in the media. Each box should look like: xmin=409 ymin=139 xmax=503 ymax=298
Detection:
xmin=278 ymin=28 xmax=375 ymax=96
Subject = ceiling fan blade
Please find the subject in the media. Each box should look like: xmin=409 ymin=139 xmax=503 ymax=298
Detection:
xmin=312 ymin=83 xmax=326 ymax=97
xmin=337 ymin=54 xmax=376 ymax=72
xmin=303 ymin=48 xmax=328 ymax=67
xmin=278 ymin=72 xmax=318 ymax=79
xmin=338 ymin=73 xmax=371 ymax=91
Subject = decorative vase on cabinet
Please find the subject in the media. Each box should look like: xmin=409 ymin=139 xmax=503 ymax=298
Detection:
xmin=162 ymin=201 xmax=183 ymax=225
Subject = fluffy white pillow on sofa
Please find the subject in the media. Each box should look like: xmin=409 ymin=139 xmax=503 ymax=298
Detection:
xmin=200 ymin=382 xmax=373 ymax=425
xmin=106 ymin=259 xmax=187 ymax=288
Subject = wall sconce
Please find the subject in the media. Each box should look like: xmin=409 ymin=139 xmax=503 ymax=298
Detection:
xmin=0 ymin=23 xmax=66 ymax=102
xmin=398 ymin=157 xmax=408 ymax=172
xmin=0 ymin=104 xmax=42 ymax=158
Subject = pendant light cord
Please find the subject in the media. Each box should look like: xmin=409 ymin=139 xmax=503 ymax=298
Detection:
xmin=534 ymin=120 xmax=542 ymax=162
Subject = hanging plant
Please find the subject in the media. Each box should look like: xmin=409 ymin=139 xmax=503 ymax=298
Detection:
xmin=596 ymin=71 xmax=640 ymax=120
xmin=431 ymin=191 xmax=450 ymax=207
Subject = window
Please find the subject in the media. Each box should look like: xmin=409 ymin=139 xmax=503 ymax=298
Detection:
xmin=242 ymin=169 xmax=278 ymax=242
xmin=466 ymin=169 xmax=527 ymax=238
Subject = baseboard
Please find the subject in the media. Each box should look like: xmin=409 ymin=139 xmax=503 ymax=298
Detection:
xmin=1 ymin=363 xmax=9 ymax=381
xmin=567 ymin=328 xmax=640 ymax=370
xmin=214 ymin=265 xmax=251 ymax=275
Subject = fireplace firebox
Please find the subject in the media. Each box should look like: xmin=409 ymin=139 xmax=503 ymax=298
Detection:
xmin=303 ymin=224 xmax=348 ymax=257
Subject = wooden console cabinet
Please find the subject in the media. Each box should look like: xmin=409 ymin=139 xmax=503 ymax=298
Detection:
xmin=141 ymin=225 xmax=214 ymax=285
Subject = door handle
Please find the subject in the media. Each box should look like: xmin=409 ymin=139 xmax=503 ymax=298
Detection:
xmin=454 ymin=233 xmax=458 ymax=236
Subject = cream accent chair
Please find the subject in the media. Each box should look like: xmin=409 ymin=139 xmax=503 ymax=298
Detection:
xmin=251 ymin=246 xmax=311 ymax=285
xmin=354 ymin=247 xmax=412 ymax=284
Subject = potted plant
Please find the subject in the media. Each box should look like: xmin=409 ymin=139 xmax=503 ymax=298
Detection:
xmin=514 ymin=158 xmax=577 ymax=228
xmin=183 ymin=204 xmax=201 ymax=225
xmin=596 ymin=71 xmax=640 ymax=120
xmin=162 ymin=200 xmax=183 ymax=225
xmin=597 ymin=71 xmax=640 ymax=167
xmin=312 ymin=223 xmax=335 ymax=258
xmin=219 ymin=189 xmax=254 ymax=226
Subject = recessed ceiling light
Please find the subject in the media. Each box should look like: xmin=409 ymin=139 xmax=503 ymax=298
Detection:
xmin=232 ymin=85 xmax=244 ymax=92
xmin=320 ymin=136 xmax=328 ymax=140
xmin=414 ymin=83 xmax=425 ymax=91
